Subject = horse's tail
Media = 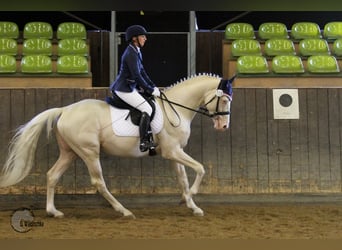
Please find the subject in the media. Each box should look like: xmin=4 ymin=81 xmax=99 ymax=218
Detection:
xmin=0 ymin=108 xmax=63 ymax=187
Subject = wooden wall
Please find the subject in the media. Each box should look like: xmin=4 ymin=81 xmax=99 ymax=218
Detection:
xmin=196 ymin=31 xmax=224 ymax=76
xmin=88 ymin=31 xmax=110 ymax=87
xmin=1 ymin=87 xmax=341 ymax=195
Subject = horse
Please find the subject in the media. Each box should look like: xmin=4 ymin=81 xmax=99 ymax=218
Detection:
xmin=0 ymin=74 xmax=235 ymax=219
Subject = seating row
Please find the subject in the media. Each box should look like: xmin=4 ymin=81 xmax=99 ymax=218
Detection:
xmin=236 ymin=55 xmax=340 ymax=74
xmin=225 ymin=22 xmax=342 ymax=41
xmin=230 ymin=38 xmax=342 ymax=57
xmin=0 ymin=37 xmax=88 ymax=57
xmin=0 ymin=54 xmax=89 ymax=74
xmin=0 ymin=21 xmax=86 ymax=40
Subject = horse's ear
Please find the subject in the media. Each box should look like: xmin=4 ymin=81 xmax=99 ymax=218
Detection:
xmin=225 ymin=74 xmax=236 ymax=96
xmin=228 ymin=74 xmax=237 ymax=84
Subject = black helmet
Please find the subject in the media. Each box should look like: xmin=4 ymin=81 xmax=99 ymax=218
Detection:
xmin=125 ymin=25 xmax=148 ymax=42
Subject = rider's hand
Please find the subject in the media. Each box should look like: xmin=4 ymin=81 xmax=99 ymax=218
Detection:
xmin=152 ymin=87 xmax=161 ymax=97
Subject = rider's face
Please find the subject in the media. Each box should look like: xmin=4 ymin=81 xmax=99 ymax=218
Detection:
xmin=135 ymin=35 xmax=147 ymax=47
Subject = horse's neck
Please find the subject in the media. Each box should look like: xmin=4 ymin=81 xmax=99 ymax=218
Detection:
xmin=163 ymin=76 xmax=219 ymax=119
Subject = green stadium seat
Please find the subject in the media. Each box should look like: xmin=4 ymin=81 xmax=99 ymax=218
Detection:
xmin=258 ymin=22 xmax=289 ymax=40
xmin=225 ymin=23 xmax=255 ymax=40
xmin=58 ymin=38 xmax=88 ymax=56
xmin=299 ymin=38 xmax=330 ymax=56
xmin=291 ymin=22 xmax=321 ymax=40
xmin=57 ymin=22 xmax=87 ymax=40
xmin=57 ymin=55 xmax=89 ymax=74
xmin=272 ymin=55 xmax=305 ymax=73
xmin=231 ymin=39 xmax=262 ymax=57
xmin=21 ymin=55 xmax=52 ymax=73
xmin=307 ymin=55 xmax=340 ymax=73
xmin=22 ymin=38 xmax=52 ymax=55
xmin=237 ymin=55 xmax=269 ymax=74
xmin=0 ymin=21 xmax=19 ymax=39
xmin=23 ymin=22 xmax=53 ymax=39
xmin=323 ymin=22 xmax=342 ymax=40
xmin=0 ymin=54 xmax=16 ymax=73
xmin=332 ymin=38 xmax=342 ymax=56
xmin=264 ymin=38 xmax=296 ymax=56
xmin=0 ymin=38 xmax=17 ymax=55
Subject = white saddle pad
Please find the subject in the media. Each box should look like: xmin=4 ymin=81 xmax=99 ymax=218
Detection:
xmin=109 ymin=101 xmax=164 ymax=137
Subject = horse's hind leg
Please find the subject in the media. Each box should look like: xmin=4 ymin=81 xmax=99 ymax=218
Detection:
xmin=83 ymin=157 xmax=136 ymax=219
xmin=46 ymin=132 xmax=77 ymax=218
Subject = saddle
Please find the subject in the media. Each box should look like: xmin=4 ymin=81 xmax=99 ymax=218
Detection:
xmin=105 ymin=92 xmax=156 ymax=125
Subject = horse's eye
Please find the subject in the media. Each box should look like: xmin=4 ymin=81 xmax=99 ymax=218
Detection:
xmin=221 ymin=98 xmax=228 ymax=105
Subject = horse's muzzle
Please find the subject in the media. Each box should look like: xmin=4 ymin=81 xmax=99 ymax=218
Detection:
xmin=213 ymin=117 xmax=229 ymax=131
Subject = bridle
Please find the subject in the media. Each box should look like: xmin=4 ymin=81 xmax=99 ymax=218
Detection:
xmin=158 ymin=78 xmax=233 ymax=127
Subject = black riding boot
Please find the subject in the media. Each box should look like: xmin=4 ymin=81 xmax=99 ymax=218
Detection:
xmin=139 ymin=112 xmax=157 ymax=153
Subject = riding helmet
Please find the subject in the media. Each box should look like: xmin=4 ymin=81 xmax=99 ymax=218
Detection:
xmin=125 ymin=25 xmax=148 ymax=42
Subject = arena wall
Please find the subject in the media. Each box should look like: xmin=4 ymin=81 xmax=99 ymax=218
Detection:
xmin=0 ymin=87 xmax=341 ymax=195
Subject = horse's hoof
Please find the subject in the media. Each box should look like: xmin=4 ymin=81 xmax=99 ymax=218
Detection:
xmin=47 ymin=210 xmax=64 ymax=218
xmin=123 ymin=213 xmax=136 ymax=219
xmin=54 ymin=213 xmax=65 ymax=218
xmin=193 ymin=209 xmax=204 ymax=217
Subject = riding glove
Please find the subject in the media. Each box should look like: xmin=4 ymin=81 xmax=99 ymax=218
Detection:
xmin=152 ymin=87 xmax=161 ymax=97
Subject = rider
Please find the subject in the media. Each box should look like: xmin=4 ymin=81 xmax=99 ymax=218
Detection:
xmin=110 ymin=25 xmax=160 ymax=153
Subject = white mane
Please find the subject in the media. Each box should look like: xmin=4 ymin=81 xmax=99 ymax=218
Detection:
xmin=163 ymin=73 xmax=221 ymax=91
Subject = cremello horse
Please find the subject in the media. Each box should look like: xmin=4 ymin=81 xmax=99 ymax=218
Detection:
xmin=0 ymin=74 xmax=234 ymax=218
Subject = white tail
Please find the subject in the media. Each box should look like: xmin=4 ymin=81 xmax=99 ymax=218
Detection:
xmin=0 ymin=108 xmax=63 ymax=187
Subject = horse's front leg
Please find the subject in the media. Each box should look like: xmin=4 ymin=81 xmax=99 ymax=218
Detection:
xmin=171 ymin=161 xmax=203 ymax=216
xmin=171 ymin=161 xmax=190 ymax=203
xmin=166 ymin=150 xmax=205 ymax=216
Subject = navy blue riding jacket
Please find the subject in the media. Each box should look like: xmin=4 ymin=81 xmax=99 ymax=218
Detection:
xmin=110 ymin=44 xmax=156 ymax=95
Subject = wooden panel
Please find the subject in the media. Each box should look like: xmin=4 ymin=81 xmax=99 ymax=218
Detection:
xmin=278 ymin=119 xmax=292 ymax=192
xmin=267 ymin=89 xmax=280 ymax=192
xmin=297 ymin=90 xmax=310 ymax=192
xmin=307 ymin=89 xmax=320 ymax=191
xmin=317 ymin=89 xmax=331 ymax=191
xmin=328 ymin=89 xmax=341 ymax=191
xmin=245 ymin=89 xmax=258 ymax=192
xmin=230 ymin=89 xmax=248 ymax=193
xmin=0 ymin=89 xmax=11 ymax=194
xmin=255 ymin=89 xmax=269 ymax=193
xmin=88 ymin=31 xmax=110 ymax=87
xmin=196 ymin=32 xmax=224 ymax=76
xmin=290 ymin=90 xmax=308 ymax=192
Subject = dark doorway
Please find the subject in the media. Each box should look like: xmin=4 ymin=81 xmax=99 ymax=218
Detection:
xmin=117 ymin=33 xmax=188 ymax=87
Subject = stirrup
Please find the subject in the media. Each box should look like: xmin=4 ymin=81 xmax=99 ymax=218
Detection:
xmin=139 ymin=140 xmax=158 ymax=152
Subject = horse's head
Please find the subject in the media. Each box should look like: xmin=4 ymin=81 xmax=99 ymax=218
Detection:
xmin=202 ymin=75 xmax=235 ymax=131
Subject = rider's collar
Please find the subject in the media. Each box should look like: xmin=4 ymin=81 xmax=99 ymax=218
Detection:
xmin=129 ymin=44 xmax=141 ymax=54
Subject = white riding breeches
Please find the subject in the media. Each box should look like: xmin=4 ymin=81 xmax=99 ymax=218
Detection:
xmin=115 ymin=89 xmax=153 ymax=116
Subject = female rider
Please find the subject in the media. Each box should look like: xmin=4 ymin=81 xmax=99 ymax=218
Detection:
xmin=110 ymin=25 xmax=160 ymax=153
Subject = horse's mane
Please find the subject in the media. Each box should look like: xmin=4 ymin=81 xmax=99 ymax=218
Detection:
xmin=163 ymin=73 xmax=221 ymax=91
